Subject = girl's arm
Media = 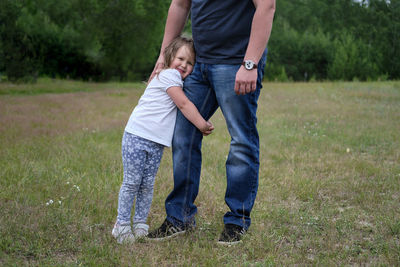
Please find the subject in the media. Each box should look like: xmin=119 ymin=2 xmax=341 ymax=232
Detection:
xmin=167 ymin=86 xmax=214 ymax=135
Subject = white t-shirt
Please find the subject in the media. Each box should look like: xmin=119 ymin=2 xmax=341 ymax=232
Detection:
xmin=125 ymin=69 xmax=183 ymax=147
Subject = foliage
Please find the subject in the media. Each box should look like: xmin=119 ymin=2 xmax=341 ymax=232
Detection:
xmin=265 ymin=0 xmax=399 ymax=81
xmin=0 ymin=0 xmax=168 ymax=82
xmin=0 ymin=0 xmax=38 ymax=82
xmin=0 ymin=0 xmax=399 ymax=81
xmin=266 ymin=22 xmax=333 ymax=81
xmin=328 ymin=32 xmax=380 ymax=81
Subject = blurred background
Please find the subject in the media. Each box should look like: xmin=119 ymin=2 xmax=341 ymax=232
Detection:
xmin=0 ymin=0 xmax=399 ymax=83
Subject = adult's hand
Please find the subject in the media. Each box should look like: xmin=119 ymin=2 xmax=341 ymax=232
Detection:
xmin=148 ymin=55 xmax=165 ymax=83
xmin=234 ymin=66 xmax=258 ymax=95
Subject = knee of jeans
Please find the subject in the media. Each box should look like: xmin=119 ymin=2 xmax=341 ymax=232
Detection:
xmin=229 ymin=141 xmax=259 ymax=163
xmin=172 ymin=133 xmax=188 ymax=148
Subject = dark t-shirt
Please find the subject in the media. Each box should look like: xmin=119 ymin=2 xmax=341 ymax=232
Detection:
xmin=191 ymin=0 xmax=255 ymax=64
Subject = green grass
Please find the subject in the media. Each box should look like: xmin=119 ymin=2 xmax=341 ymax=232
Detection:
xmin=0 ymin=77 xmax=146 ymax=95
xmin=1 ymin=80 xmax=399 ymax=265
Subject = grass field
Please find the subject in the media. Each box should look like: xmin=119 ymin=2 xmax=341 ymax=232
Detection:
xmin=1 ymin=79 xmax=399 ymax=266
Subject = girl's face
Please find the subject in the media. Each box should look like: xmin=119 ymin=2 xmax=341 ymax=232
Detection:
xmin=169 ymin=45 xmax=195 ymax=79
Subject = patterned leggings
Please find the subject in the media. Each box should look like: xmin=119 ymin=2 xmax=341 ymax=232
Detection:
xmin=116 ymin=131 xmax=164 ymax=225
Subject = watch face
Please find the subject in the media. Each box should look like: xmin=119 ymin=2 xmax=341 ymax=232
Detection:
xmin=245 ymin=60 xmax=254 ymax=70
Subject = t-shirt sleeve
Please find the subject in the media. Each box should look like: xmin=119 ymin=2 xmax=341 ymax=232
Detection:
xmin=158 ymin=69 xmax=183 ymax=91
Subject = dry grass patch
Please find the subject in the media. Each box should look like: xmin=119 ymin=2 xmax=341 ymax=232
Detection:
xmin=0 ymin=89 xmax=143 ymax=142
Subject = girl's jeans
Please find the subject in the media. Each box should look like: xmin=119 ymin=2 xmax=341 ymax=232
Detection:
xmin=117 ymin=132 xmax=164 ymax=225
xmin=166 ymin=51 xmax=267 ymax=230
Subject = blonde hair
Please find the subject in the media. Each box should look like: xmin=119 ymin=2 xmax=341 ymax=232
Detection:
xmin=163 ymin=36 xmax=195 ymax=69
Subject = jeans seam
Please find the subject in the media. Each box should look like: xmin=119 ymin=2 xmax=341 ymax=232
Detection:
xmin=249 ymin=80 xmax=260 ymax=221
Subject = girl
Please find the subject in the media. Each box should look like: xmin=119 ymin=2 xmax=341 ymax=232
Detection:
xmin=112 ymin=36 xmax=214 ymax=244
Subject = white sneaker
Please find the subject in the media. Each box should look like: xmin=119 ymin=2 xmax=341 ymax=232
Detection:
xmin=133 ymin=223 xmax=149 ymax=238
xmin=112 ymin=223 xmax=135 ymax=244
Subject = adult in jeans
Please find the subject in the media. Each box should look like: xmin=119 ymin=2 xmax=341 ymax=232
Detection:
xmin=147 ymin=0 xmax=275 ymax=244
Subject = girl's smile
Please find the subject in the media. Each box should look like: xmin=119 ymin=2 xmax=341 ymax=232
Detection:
xmin=169 ymin=46 xmax=195 ymax=79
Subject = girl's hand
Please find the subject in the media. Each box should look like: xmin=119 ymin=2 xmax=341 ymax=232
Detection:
xmin=202 ymin=121 xmax=214 ymax=136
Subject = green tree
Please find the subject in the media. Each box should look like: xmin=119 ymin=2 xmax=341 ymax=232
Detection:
xmin=328 ymin=32 xmax=379 ymax=80
xmin=91 ymin=0 xmax=168 ymax=80
xmin=267 ymin=0 xmax=398 ymax=81
xmin=1 ymin=0 xmax=398 ymax=82
xmin=0 ymin=0 xmax=168 ymax=82
xmin=0 ymin=0 xmax=38 ymax=82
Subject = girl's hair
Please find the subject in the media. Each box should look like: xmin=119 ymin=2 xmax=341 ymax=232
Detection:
xmin=163 ymin=36 xmax=195 ymax=68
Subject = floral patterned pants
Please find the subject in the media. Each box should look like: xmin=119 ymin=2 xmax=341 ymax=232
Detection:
xmin=116 ymin=131 xmax=164 ymax=225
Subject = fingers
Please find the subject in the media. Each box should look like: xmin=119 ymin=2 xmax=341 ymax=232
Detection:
xmin=206 ymin=121 xmax=214 ymax=130
xmin=235 ymin=67 xmax=258 ymax=95
xmin=202 ymin=121 xmax=214 ymax=136
xmin=235 ymin=80 xmax=256 ymax=95
xmin=147 ymin=62 xmax=165 ymax=83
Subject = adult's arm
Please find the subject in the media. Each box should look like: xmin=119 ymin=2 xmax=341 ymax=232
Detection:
xmin=235 ymin=0 xmax=276 ymax=95
xmin=148 ymin=0 xmax=192 ymax=82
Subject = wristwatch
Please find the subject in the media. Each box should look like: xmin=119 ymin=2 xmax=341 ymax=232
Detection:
xmin=242 ymin=60 xmax=258 ymax=70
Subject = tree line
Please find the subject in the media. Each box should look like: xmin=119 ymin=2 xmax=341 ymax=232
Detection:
xmin=267 ymin=0 xmax=400 ymax=81
xmin=0 ymin=0 xmax=399 ymax=82
xmin=0 ymin=0 xmax=168 ymax=82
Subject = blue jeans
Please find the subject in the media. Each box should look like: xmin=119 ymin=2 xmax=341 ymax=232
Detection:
xmin=166 ymin=51 xmax=267 ymax=230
